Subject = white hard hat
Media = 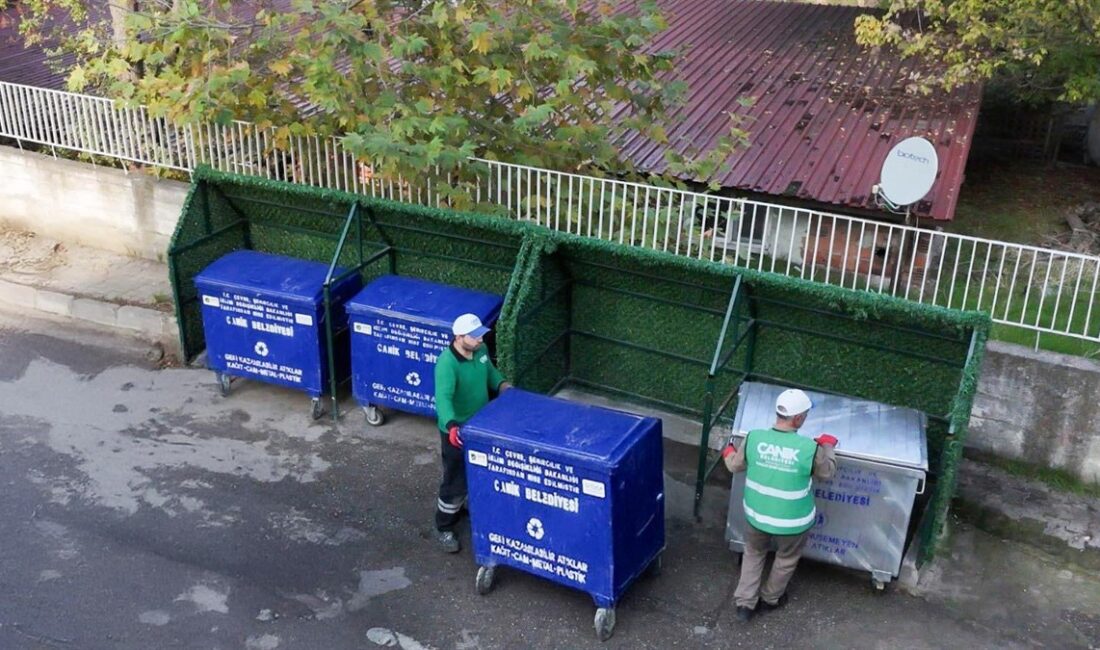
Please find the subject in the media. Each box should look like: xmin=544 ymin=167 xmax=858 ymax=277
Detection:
xmin=452 ymin=313 xmax=490 ymax=338
xmin=775 ymin=389 xmax=812 ymax=417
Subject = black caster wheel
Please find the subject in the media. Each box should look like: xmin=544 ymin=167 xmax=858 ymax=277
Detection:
xmin=310 ymin=398 xmax=324 ymax=420
xmin=475 ymin=566 xmax=496 ymax=595
xmin=364 ymin=405 xmax=384 ymax=426
xmin=216 ymin=372 xmax=231 ymax=397
xmin=594 ymin=607 xmax=616 ymax=642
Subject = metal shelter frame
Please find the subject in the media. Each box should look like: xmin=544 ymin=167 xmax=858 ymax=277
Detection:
xmin=498 ymin=247 xmax=979 ymax=525
xmin=691 ymin=279 xmax=981 ymax=518
xmin=317 ymin=199 xmax=521 ymax=417
xmin=169 ymin=182 xmax=523 ymax=418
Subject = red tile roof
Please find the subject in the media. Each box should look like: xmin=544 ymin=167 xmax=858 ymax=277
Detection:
xmin=615 ymin=0 xmax=982 ymax=221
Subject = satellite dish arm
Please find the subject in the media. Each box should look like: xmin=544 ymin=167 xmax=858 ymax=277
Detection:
xmin=872 ymin=184 xmax=909 ymax=215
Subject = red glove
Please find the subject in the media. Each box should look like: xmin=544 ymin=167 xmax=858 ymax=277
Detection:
xmin=448 ymin=425 xmax=463 ymax=448
xmin=815 ymin=433 xmax=838 ymax=447
xmin=721 ymin=444 xmax=737 ymax=459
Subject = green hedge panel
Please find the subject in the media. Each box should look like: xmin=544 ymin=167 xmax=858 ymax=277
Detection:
xmin=170 ymin=167 xmax=531 ymax=361
xmin=498 ymin=240 xmax=570 ymax=394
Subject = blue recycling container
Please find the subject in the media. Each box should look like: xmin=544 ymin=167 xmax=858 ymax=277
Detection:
xmin=345 ymin=275 xmax=503 ymax=421
xmin=194 ymin=250 xmax=362 ymax=403
xmin=463 ymin=389 xmax=665 ymax=622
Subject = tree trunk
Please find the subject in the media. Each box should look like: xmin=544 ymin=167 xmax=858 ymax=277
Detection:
xmin=1088 ymin=106 xmax=1100 ymax=166
xmin=107 ymin=1 xmax=138 ymax=50
xmin=107 ymin=1 xmax=140 ymax=80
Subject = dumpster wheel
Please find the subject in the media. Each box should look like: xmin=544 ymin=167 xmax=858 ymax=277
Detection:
xmin=594 ymin=607 xmax=616 ymax=642
xmin=310 ymin=398 xmax=324 ymax=421
xmin=475 ymin=566 xmax=495 ymax=595
xmin=363 ymin=405 xmax=385 ymax=427
xmin=216 ymin=372 xmax=232 ymax=397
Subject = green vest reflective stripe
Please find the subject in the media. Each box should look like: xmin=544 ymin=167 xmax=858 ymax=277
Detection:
xmin=743 ymin=428 xmax=819 ymax=535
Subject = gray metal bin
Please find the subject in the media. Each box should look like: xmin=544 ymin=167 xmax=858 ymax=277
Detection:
xmin=725 ymin=382 xmax=927 ymax=589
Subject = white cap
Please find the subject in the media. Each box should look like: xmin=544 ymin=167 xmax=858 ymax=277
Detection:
xmin=775 ymin=389 xmax=812 ymax=417
xmin=452 ymin=313 xmax=490 ymax=338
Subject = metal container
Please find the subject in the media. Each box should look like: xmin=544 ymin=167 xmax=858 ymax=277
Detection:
xmin=462 ymin=389 xmax=665 ymax=641
xmin=194 ymin=250 xmax=361 ymax=418
xmin=344 ymin=275 xmax=502 ymax=426
xmin=725 ymin=382 xmax=927 ymax=589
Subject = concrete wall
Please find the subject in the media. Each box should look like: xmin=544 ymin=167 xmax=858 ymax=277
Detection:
xmin=0 ymin=145 xmax=188 ymax=261
xmin=968 ymin=340 xmax=1100 ymax=484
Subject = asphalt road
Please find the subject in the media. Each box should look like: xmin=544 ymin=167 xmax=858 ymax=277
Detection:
xmin=0 ymin=311 xmax=1092 ymax=649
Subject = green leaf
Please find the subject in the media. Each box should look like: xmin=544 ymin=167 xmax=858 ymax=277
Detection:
xmin=66 ymin=66 xmax=87 ymax=92
xmin=269 ymin=60 xmax=292 ymax=76
xmin=362 ymin=42 xmax=386 ymax=64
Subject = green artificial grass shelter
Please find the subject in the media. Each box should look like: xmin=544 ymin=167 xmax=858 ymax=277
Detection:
xmin=169 ymin=167 xmax=989 ymax=565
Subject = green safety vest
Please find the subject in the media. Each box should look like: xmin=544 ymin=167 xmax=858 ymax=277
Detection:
xmin=743 ymin=428 xmax=819 ymax=535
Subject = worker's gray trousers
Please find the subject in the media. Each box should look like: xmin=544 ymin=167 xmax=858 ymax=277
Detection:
xmin=734 ymin=523 xmax=809 ymax=609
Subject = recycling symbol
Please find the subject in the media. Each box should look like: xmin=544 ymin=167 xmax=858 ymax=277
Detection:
xmin=405 ymin=371 xmax=421 ymax=387
xmin=254 ymin=341 xmax=269 ymax=357
xmin=526 ymin=517 xmax=545 ymax=541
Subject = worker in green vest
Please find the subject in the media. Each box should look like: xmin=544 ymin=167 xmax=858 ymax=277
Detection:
xmin=433 ymin=312 xmax=511 ymax=554
xmin=722 ymin=388 xmax=837 ymax=623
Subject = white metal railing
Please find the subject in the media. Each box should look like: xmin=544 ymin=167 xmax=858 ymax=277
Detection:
xmin=1 ymin=79 xmax=1098 ymax=346
xmin=0 ymin=80 xmax=419 ymax=199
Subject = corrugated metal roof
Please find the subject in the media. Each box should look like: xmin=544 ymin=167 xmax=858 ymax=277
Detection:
xmin=615 ymin=0 xmax=981 ymax=221
xmin=0 ymin=9 xmax=72 ymax=90
xmin=1 ymin=1 xmax=979 ymax=220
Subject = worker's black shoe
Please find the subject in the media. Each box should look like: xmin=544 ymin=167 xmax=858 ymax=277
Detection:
xmin=736 ymin=606 xmax=755 ymax=623
xmin=438 ymin=530 xmax=461 ymax=553
xmin=761 ymin=594 xmax=788 ymax=611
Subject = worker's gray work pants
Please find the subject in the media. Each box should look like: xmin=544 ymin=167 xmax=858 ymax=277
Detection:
xmin=734 ymin=523 xmax=809 ymax=609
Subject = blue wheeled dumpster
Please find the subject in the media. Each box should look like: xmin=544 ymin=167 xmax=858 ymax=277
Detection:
xmin=194 ymin=250 xmax=362 ymax=418
xmin=461 ymin=389 xmax=665 ymax=641
xmin=344 ymin=275 xmax=503 ymax=426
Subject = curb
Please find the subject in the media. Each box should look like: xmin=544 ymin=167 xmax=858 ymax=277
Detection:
xmin=952 ymin=497 xmax=1100 ymax=573
xmin=952 ymin=459 xmax=1100 ymax=572
xmin=0 ymin=277 xmax=178 ymax=356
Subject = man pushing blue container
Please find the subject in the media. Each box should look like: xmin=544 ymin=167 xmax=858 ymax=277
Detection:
xmin=460 ymin=389 xmax=666 ymax=641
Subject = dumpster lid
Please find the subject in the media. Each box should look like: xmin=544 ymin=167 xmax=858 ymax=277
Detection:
xmin=731 ymin=382 xmax=928 ymax=471
xmin=346 ymin=275 xmax=503 ymax=328
xmin=194 ymin=250 xmax=353 ymax=305
xmin=462 ymin=389 xmax=660 ymax=465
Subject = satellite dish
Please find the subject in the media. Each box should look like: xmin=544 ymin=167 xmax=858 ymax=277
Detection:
xmin=877 ymin=136 xmax=939 ymax=207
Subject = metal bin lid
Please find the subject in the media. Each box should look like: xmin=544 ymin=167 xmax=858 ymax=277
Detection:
xmin=194 ymin=250 xmax=354 ymax=307
xmin=346 ymin=275 xmax=503 ymax=328
xmin=731 ymin=382 xmax=928 ymax=471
